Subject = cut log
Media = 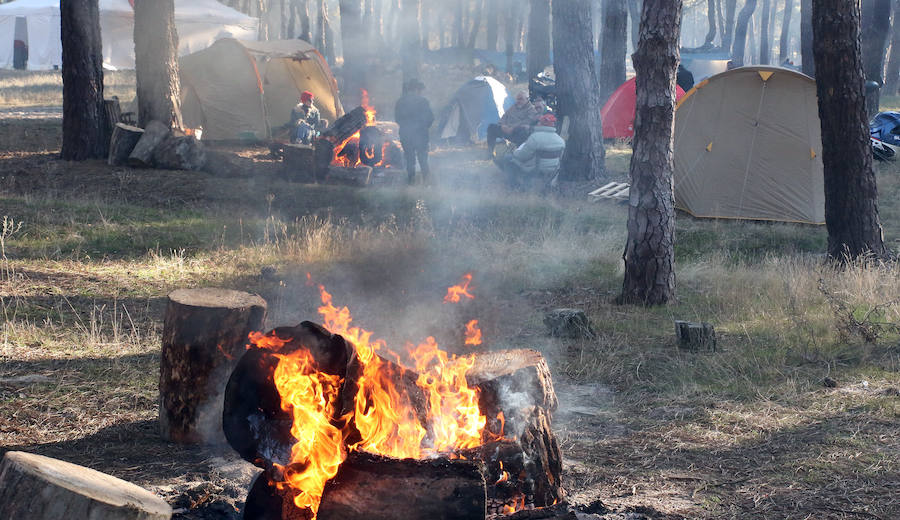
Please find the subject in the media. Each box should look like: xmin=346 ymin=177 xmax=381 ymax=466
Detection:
xmin=282 ymin=143 xmax=316 ymax=182
xmin=160 ymin=288 xmax=267 ymax=444
xmin=320 ymin=106 xmax=367 ymax=143
xmin=674 ymin=320 xmax=716 ymax=352
xmin=107 ymin=123 xmax=144 ymax=166
xmin=325 ymin=165 xmax=373 ymax=186
xmin=358 ymin=126 xmax=383 ymax=167
xmin=313 ymin=137 xmax=335 ymax=180
xmin=152 ymin=134 xmax=206 ymax=171
xmin=468 ymin=349 xmax=558 ymax=413
xmin=317 ymin=452 xmax=486 ymax=520
xmin=0 ymin=451 xmax=172 ymax=520
xmin=101 ymin=98 xmax=122 ymax=157
xmin=128 ymin=120 xmax=170 ymax=167
xmin=223 ymin=322 xmax=354 ymax=469
xmin=543 ymin=308 xmax=596 ymax=339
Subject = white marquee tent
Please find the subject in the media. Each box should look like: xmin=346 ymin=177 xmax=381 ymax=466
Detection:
xmin=0 ymin=0 xmax=257 ymax=70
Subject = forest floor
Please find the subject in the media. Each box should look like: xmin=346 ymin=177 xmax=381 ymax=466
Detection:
xmin=0 ymin=72 xmax=899 ymax=520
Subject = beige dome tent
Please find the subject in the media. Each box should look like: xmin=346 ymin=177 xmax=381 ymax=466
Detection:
xmin=673 ymin=66 xmax=825 ymax=224
xmin=179 ymin=38 xmax=343 ymax=141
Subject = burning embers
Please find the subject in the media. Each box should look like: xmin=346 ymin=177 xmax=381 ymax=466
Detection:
xmin=329 ymin=90 xmax=402 ymax=169
xmin=223 ymin=274 xmax=563 ymax=520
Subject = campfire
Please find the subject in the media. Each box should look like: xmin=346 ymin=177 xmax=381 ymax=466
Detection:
xmin=327 ymin=90 xmax=403 ymax=171
xmin=223 ymin=274 xmax=562 ymax=520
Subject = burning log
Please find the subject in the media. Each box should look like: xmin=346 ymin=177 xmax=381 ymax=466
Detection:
xmin=282 ymin=143 xmax=316 ymax=183
xmin=128 ymin=120 xmax=169 ymax=166
xmin=159 ymin=288 xmax=267 ymax=444
xmin=0 ymin=451 xmax=172 ymax=520
xmin=243 ymin=452 xmax=487 ymax=520
xmin=358 ymin=126 xmax=383 ymax=167
xmin=321 ymin=106 xmax=367 ymax=143
xmin=107 ymin=122 xmax=144 ymax=166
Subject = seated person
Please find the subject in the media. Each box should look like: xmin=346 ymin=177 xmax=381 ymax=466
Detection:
xmin=487 ymin=90 xmax=538 ymax=157
xmin=496 ymin=114 xmax=565 ymax=189
xmin=289 ymin=90 xmax=324 ymax=144
xmin=532 ymin=95 xmax=551 ymax=117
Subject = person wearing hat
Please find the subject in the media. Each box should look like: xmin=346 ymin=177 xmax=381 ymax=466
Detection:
xmin=496 ymin=113 xmax=565 ymax=189
xmin=289 ymin=90 xmax=322 ymax=144
xmin=394 ymin=79 xmax=435 ymax=185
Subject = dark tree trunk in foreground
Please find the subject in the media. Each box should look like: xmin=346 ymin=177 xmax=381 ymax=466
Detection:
xmin=861 ymin=0 xmax=892 ymax=116
xmin=780 ymin=0 xmax=795 ymax=62
xmin=60 ymin=0 xmax=106 ymax=160
xmin=527 ymin=0 xmax=552 ymax=80
xmin=813 ymin=0 xmax=887 ymax=259
xmin=760 ymin=0 xmax=771 ymax=64
xmin=620 ymin=0 xmax=681 ymax=306
xmin=703 ymin=0 xmax=717 ymax=47
xmin=722 ymin=0 xmax=737 ymax=51
xmin=340 ymin=0 xmax=366 ymax=107
xmin=134 ymin=0 xmax=182 ymax=129
xmin=400 ymin=0 xmax=422 ymax=84
xmin=486 ymin=0 xmax=499 ymax=51
xmin=731 ymin=0 xmax=758 ymax=66
xmin=599 ymin=0 xmax=628 ymax=101
xmin=801 ymin=0 xmax=815 ymax=75
xmin=553 ymin=0 xmax=605 ymax=180
xmin=885 ymin=0 xmax=900 ymax=95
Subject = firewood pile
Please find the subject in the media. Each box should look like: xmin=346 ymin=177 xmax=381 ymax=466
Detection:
xmin=222 ymin=320 xmax=564 ymax=520
xmin=108 ymin=120 xmax=206 ymax=171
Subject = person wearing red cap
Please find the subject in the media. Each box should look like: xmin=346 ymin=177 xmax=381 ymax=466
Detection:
xmin=495 ymin=113 xmax=565 ymax=189
xmin=289 ymin=90 xmax=323 ymax=144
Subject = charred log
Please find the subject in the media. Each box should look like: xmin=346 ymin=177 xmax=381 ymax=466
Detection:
xmin=321 ymin=106 xmax=367 ymax=143
xmin=282 ymin=143 xmax=316 ymax=182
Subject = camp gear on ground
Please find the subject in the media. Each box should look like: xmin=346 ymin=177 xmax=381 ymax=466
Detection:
xmin=673 ymin=65 xmax=824 ymax=224
xmin=179 ymin=39 xmax=342 ymax=141
xmin=870 ymin=111 xmax=900 ymax=161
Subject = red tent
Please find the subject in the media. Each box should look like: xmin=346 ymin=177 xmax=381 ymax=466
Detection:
xmin=600 ymin=77 xmax=686 ymax=139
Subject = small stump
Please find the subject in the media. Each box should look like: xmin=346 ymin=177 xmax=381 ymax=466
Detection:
xmin=160 ymin=288 xmax=267 ymax=444
xmin=282 ymin=143 xmax=316 ymax=182
xmin=0 ymin=451 xmax=172 ymax=520
xmin=543 ymin=309 xmax=596 ymax=339
xmin=674 ymin=320 xmax=716 ymax=352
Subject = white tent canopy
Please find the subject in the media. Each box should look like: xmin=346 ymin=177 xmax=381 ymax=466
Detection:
xmin=0 ymin=0 xmax=257 ymax=70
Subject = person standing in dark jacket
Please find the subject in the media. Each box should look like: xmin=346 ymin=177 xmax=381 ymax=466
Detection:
xmin=395 ymin=79 xmax=435 ymax=185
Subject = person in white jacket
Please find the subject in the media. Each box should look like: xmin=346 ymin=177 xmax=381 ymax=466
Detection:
xmin=496 ymin=113 xmax=565 ymax=189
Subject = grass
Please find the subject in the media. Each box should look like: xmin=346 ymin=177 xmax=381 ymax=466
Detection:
xmin=1 ymin=75 xmax=900 ymax=518
xmin=0 ymin=70 xmax=136 ymax=108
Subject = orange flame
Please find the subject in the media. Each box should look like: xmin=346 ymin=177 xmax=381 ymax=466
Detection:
xmin=495 ymin=460 xmax=510 ymax=485
xmin=504 ymin=494 xmax=526 ymax=514
xmin=444 ymin=273 xmax=475 ymax=303
xmin=332 ymin=89 xmax=378 ymax=168
xmin=464 ymin=319 xmax=482 ymax=346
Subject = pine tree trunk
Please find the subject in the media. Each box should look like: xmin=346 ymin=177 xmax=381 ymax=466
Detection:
xmin=884 ymin=0 xmax=900 ymax=95
xmin=487 ymin=0 xmax=499 ymax=51
xmin=258 ymin=0 xmax=269 ymax=39
xmin=861 ymin=0 xmax=892 ymax=116
xmin=454 ymin=0 xmax=464 ymax=47
xmin=703 ymin=0 xmax=717 ymax=46
xmin=340 ymin=0 xmax=366 ymax=107
xmin=552 ymin=0 xmax=605 ymax=181
xmin=299 ymin=0 xmax=312 ymax=41
xmin=780 ymin=0 xmax=795 ymax=62
xmin=722 ymin=0 xmax=737 ymax=50
xmin=401 ymin=0 xmax=422 ymax=83
xmin=527 ymin=0 xmax=552 ymax=79
xmin=599 ymin=0 xmax=628 ymax=101
xmin=627 ymin=0 xmax=642 ymax=49
xmin=801 ymin=0 xmax=814 ymax=75
xmin=505 ymin=0 xmax=515 ymax=72
xmin=812 ymin=0 xmax=887 ymax=259
xmin=760 ymin=0 xmax=771 ymax=63
xmin=731 ymin=0 xmax=758 ymax=66
xmin=134 ymin=0 xmax=183 ymax=130
xmin=60 ymin=0 xmax=106 ymax=161
xmin=620 ymin=0 xmax=681 ymax=306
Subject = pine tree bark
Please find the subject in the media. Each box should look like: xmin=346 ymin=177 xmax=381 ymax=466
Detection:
xmin=134 ymin=0 xmax=183 ymax=130
xmin=885 ymin=0 xmax=900 ymax=95
xmin=620 ymin=0 xmax=681 ymax=306
xmin=812 ymin=0 xmax=887 ymax=259
xmin=553 ymin=0 xmax=605 ymax=181
xmin=780 ymin=0 xmax=795 ymax=62
xmin=527 ymin=0 xmax=552 ymax=80
xmin=801 ymin=0 xmax=814 ymax=75
xmin=60 ymin=0 xmax=106 ymax=161
xmin=599 ymin=0 xmax=628 ymax=101
xmin=487 ymin=0 xmax=499 ymax=51
xmin=861 ymin=0 xmax=892 ymax=116
xmin=722 ymin=0 xmax=737 ymax=51
xmin=401 ymin=0 xmax=422 ymax=84
xmin=298 ymin=0 xmax=312 ymax=41
xmin=760 ymin=0 xmax=771 ymax=63
xmin=340 ymin=0 xmax=366 ymax=107
xmin=731 ymin=0 xmax=758 ymax=66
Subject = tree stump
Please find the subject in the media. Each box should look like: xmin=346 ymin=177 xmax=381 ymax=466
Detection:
xmin=0 ymin=451 xmax=172 ymax=520
xmin=674 ymin=320 xmax=716 ymax=352
xmin=108 ymin=123 xmax=144 ymax=166
xmin=152 ymin=134 xmax=206 ymax=171
xmin=160 ymin=288 xmax=267 ymax=444
xmin=543 ymin=309 xmax=596 ymax=339
xmin=282 ymin=143 xmax=316 ymax=182
xmin=325 ymin=165 xmax=373 ymax=186
xmin=128 ymin=120 xmax=170 ymax=167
